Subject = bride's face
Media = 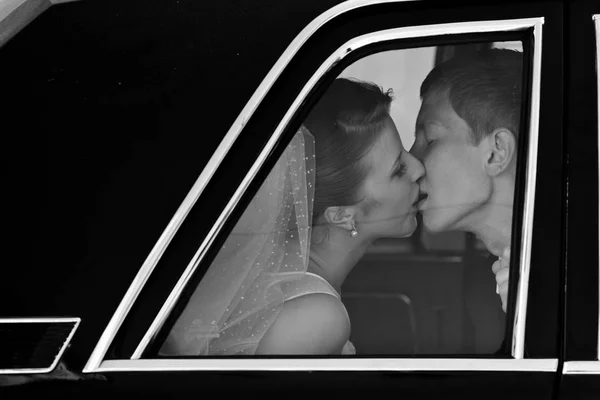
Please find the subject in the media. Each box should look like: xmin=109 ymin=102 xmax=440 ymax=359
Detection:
xmin=356 ymin=116 xmax=424 ymax=238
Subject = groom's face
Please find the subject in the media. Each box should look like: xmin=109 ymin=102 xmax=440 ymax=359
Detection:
xmin=410 ymin=90 xmax=491 ymax=233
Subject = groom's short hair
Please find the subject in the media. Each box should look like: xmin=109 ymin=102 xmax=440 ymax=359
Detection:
xmin=420 ymin=48 xmax=523 ymax=144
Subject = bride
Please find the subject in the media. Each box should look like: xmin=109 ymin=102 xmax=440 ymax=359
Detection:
xmin=159 ymin=78 xmax=425 ymax=356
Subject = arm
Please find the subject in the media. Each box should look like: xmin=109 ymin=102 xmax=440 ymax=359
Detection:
xmin=255 ymin=293 xmax=350 ymax=355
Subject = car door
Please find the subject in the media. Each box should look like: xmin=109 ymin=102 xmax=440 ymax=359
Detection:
xmin=558 ymin=1 xmax=600 ymax=398
xmin=1 ymin=0 xmax=564 ymax=397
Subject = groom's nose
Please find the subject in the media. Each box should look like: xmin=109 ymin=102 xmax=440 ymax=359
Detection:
xmin=408 ymin=153 xmax=425 ymax=182
xmin=409 ymin=142 xmax=424 ymax=161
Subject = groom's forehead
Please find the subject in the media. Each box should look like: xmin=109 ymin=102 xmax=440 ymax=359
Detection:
xmin=418 ymin=91 xmax=450 ymax=119
xmin=416 ymin=104 xmax=452 ymax=133
xmin=417 ymin=92 xmax=469 ymax=132
xmin=415 ymin=119 xmax=446 ymax=136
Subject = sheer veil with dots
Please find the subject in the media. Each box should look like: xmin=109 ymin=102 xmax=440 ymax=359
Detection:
xmin=159 ymin=127 xmax=316 ymax=356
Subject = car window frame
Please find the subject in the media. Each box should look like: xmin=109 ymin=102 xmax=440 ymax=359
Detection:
xmin=81 ymin=4 xmax=552 ymax=374
xmin=0 ymin=0 xmax=81 ymax=48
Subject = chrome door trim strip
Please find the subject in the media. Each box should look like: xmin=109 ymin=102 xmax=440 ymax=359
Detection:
xmin=511 ymin=16 xmax=544 ymax=360
xmin=593 ymin=13 xmax=600 ymax=361
xmin=0 ymin=317 xmax=81 ymax=375
xmin=563 ymin=361 xmax=600 ymax=375
xmin=94 ymin=358 xmax=558 ymax=373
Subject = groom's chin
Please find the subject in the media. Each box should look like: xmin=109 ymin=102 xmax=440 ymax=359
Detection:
xmin=390 ymin=215 xmax=419 ymax=239
xmin=398 ymin=228 xmax=416 ymax=238
xmin=420 ymin=214 xmax=449 ymax=234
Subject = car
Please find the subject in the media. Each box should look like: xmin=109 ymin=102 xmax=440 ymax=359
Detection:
xmin=0 ymin=0 xmax=598 ymax=398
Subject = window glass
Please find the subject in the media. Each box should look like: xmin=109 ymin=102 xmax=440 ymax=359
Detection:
xmin=148 ymin=39 xmax=528 ymax=357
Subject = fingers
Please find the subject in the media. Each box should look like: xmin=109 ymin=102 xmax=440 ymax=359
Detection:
xmin=493 ymin=245 xmax=511 ymax=313
xmin=502 ymin=246 xmax=510 ymax=260
xmin=498 ymin=280 xmax=509 ymax=313
xmin=502 ymin=254 xmax=510 ymax=269
xmin=496 ymin=276 xmax=509 ymax=313
xmin=495 ymin=267 xmax=509 ymax=284
xmin=496 ymin=278 xmax=509 ymax=298
xmin=497 ymin=280 xmax=509 ymax=295
xmin=495 ymin=266 xmax=509 ymax=313
xmin=491 ymin=258 xmax=503 ymax=274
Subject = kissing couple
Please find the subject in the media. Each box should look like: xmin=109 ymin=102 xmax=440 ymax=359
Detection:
xmin=160 ymin=48 xmax=521 ymax=356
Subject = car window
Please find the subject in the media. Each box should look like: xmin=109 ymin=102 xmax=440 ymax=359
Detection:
xmin=139 ymin=37 xmax=534 ymax=360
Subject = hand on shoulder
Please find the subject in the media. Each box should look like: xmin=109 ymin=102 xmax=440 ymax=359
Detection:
xmin=255 ymin=293 xmax=350 ymax=355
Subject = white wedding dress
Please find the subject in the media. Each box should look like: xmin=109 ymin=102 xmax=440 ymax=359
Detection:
xmin=158 ymin=126 xmax=355 ymax=357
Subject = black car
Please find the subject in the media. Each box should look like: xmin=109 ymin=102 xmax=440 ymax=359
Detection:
xmin=1 ymin=0 xmax=598 ymax=398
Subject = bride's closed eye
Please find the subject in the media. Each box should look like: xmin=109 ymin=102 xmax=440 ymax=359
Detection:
xmin=391 ymin=160 xmax=408 ymax=178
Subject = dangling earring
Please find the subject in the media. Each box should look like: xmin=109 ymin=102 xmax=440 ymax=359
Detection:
xmin=350 ymin=222 xmax=358 ymax=238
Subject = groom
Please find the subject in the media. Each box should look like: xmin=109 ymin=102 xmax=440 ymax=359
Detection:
xmin=410 ymin=48 xmax=523 ymax=313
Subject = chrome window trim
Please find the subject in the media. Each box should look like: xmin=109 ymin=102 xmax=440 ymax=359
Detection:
xmin=82 ymin=15 xmax=543 ymax=373
xmin=511 ymin=14 xmax=543 ymax=360
xmin=594 ymin=13 xmax=600 ymax=362
xmin=0 ymin=0 xmax=81 ymax=47
xmin=563 ymin=361 xmax=600 ymax=375
xmin=95 ymin=358 xmax=558 ymax=373
xmin=0 ymin=317 xmax=81 ymax=375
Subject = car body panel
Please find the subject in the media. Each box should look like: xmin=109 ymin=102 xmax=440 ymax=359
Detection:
xmin=0 ymin=0 xmax=590 ymax=398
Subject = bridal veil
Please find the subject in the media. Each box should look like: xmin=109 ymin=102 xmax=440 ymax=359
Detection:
xmin=159 ymin=127 xmax=316 ymax=356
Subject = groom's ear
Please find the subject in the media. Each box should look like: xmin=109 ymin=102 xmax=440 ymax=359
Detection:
xmin=323 ymin=206 xmax=356 ymax=231
xmin=482 ymin=128 xmax=517 ymax=177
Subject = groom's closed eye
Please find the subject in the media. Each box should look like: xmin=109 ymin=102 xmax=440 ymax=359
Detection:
xmin=425 ymin=138 xmax=436 ymax=147
xmin=414 ymin=121 xmax=425 ymax=137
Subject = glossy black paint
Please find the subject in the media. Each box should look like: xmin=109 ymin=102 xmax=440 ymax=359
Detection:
xmin=558 ymin=0 xmax=600 ymax=398
xmin=563 ymin=0 xmax=600 ymax=362
xmin=0 ymin=0 xmax=576 ymax=397
xmin=6 ymin=371 xmax=557 ymax=399
xmin=0 ymin=0 xmax=344 ymax=367
xmin=559 ymin=375 xmax=600 ymax=400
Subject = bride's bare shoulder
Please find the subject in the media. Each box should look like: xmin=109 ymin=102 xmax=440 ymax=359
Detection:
xmin=255 ymin=293 xmax=350 ymax=355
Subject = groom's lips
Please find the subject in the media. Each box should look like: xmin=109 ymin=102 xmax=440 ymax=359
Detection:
xmin=415 ymin=192 xmax=428 ymax=209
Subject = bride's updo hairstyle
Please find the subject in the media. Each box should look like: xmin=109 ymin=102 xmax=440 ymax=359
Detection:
xmin=303 ymin=77 xmax=394 ymax=231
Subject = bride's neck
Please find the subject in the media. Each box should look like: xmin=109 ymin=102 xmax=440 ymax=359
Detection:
xmin=309 ymin=226 xmax=373 ymax=293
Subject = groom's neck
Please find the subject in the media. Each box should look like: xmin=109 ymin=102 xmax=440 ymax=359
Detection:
xmin=475 ymin=221 xmax=512 ymax=257
xmin=469 ymin=173 xmax=515 ymax=257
